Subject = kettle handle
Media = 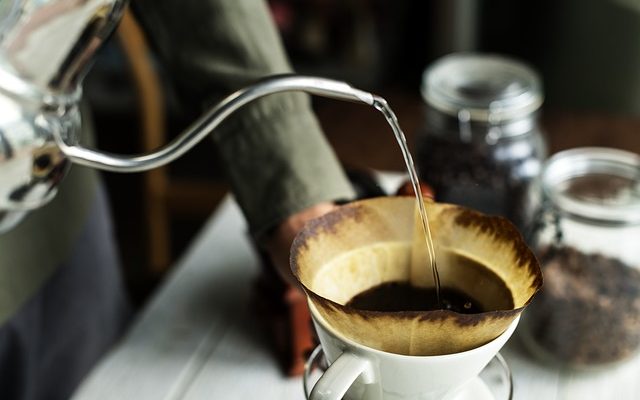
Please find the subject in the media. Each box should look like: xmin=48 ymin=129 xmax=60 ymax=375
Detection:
xmin=53 ymin=75 xmax=375 ymax=173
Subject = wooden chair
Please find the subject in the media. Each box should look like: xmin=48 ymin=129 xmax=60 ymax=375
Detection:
xmin=116 ymin=8 xmax=227 ymax=275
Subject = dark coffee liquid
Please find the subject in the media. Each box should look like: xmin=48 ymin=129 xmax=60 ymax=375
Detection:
xmin=346 ymin=282 xmax=484 ymax=314
xmin=346 ymin=256 xmax=514 ymax=314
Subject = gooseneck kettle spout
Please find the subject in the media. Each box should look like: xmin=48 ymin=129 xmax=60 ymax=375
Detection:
xmin=55 ymin=75 xmax=375 ymax=172
xmin=0 ymin=73 xmax=377 ymax=233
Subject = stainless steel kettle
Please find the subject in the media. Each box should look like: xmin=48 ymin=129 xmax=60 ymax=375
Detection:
xmin=0 ymin=0 xmax=376 ymax=232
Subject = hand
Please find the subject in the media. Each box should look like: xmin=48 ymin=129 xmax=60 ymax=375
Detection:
xmin=396 ymin=180 xmax=435 ymax=199
xmin=264 ymin=202 xmax=338 ymax=288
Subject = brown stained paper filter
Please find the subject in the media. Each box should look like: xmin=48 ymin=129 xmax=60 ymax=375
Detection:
xmin=291 ymin=196 xmax=543 ymax=356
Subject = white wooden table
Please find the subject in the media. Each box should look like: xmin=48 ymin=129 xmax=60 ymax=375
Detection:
xmin=73 ymin=191 xmax=640 ymax=400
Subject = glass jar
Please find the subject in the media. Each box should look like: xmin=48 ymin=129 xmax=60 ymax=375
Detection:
xmin=416 ymin=53 xmax=547 ymax=230
xmin=521 ymin=147 xmax=640 ymax=368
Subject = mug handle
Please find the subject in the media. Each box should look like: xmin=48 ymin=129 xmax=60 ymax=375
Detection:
xmin=310 ymin=351 xmax=376 ymax=400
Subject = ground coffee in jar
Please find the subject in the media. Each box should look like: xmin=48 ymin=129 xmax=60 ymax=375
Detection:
xmin=416 ymin=53 xmax=546 ymax=231
xmin=522 ymin=147 xmax=640 ymax=368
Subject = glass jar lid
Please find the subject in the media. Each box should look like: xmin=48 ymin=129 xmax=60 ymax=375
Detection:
xmin=421 ymin=53 xmax=543 ymax=122
xmin=542 ymin=147 xmax=640 ymax=225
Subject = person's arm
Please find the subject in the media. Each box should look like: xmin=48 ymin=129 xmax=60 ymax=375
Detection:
xmin=132 ymin=0 xmax=355 ymax=282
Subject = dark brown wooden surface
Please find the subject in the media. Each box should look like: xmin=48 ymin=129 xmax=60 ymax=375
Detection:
xmin=316 ymin=90 xmax=640 ymax=171
xmin=316 ymin=90 xmax=424 ymax=171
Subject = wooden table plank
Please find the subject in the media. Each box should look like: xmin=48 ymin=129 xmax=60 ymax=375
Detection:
xmin=180 ymin=316 xmax=303 ymax=400
xmin=72 ymin=197 xmax=262 ymax=400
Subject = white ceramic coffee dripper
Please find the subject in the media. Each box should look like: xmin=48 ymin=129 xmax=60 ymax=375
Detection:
xmin=307 ymin=301 xmax=518 ymax=400
xmin=290 ymin=196 xmax=542 ymax=400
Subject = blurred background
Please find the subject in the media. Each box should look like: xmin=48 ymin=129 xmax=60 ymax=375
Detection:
xmin=85 ymin=0 xmax=640 ymax=305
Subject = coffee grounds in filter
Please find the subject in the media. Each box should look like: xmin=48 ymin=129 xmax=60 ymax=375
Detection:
xmin=346 ymin=282 xmax=485 ymax=314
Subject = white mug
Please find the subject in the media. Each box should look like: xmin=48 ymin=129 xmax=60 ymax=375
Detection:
xmin=308 ymin=302 xmax=519 ymax=400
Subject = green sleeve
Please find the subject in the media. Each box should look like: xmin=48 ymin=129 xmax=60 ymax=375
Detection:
xmin=133 ymin=0 xmax=355 ymax=238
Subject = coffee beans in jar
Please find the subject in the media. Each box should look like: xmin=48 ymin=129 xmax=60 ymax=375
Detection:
xmin=416 ymin=53 xmax=546 ymax=231
xmin=521 ymin=147 xmax=640 ymax=368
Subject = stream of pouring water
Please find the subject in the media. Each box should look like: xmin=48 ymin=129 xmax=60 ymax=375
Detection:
xmin=372 ymin=96 xmax=442 ymax=304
